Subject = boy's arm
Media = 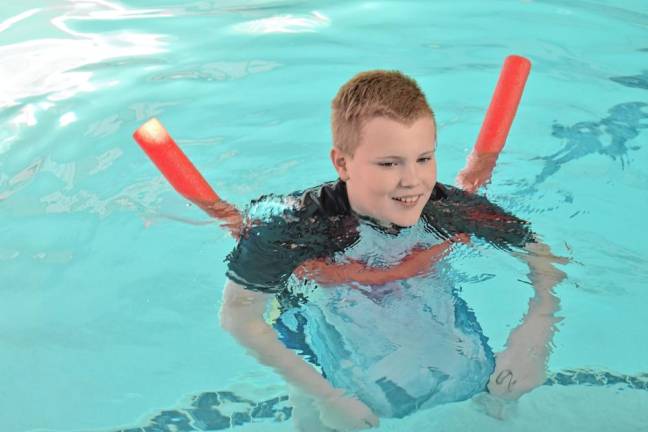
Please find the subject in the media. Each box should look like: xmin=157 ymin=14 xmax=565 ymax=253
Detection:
xmin=220 ymin=279 xmax=339 ymax=398
xmin=220 ymin=279 xmax=380 ymax=429
xmin=487 ymin=241 xmax=567 ymax=400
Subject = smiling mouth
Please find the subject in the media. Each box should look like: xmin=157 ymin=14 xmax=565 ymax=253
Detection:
xmin=392 ymin=194 xmax=422 ymax=206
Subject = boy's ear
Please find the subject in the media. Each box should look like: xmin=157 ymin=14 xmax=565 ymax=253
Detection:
xmin=330 ymin=147 xmax=350 ymax=181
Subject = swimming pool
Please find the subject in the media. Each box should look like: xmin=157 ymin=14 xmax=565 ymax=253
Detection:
xmin=1 ymin=0 xmax=647 ymax=431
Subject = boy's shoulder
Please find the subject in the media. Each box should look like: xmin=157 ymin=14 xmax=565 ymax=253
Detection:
xmin=423 ymin=183 xmax=535 ymax=249
xmin=227 ymin=181 xmax=357 ymax=294
xmin=245 ymin=180 xmax=351 ymax=223
xmin=290 ymin=180 xmax=352 ymax=218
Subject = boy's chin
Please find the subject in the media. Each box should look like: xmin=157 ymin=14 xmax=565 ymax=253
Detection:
xmin=392 ymin=219 xmax=419 ymax=228
xmin=384 ymin=212 xmax=422 ymax=228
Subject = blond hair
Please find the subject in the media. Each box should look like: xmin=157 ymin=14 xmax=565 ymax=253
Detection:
xmin=331 ymin=70 xmax=435 ymax=155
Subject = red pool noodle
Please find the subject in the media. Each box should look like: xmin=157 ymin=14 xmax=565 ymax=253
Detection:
xmin=133 ymin=118 xmax=242 ymax=236
xmin=474 ymin=55 xmax=531 ymax=154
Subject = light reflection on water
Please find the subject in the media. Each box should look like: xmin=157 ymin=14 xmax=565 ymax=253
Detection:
xmin=0 ymin=0 xmax=169 ymax=161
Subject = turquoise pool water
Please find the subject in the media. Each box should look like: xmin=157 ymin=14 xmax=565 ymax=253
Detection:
xmin=1 ymin=1 xmax=647 ymax=431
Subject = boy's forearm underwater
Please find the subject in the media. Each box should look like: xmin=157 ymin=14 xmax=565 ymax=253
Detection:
xmin=487 ymin=241 xmax=567 ymax=400
xmin=220 ymin=280 xmax=380 ymax=430
xmin=220 ymin=280 xmax=337 ymax=398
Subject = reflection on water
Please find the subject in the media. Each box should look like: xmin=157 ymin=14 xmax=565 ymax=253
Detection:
xmin=610 ymin=70 xmax=648 ymax=90
xmin=0 ymin=1 xmax=169 ymax=159
xmin=107 ymin=389 xmax=293 ymax=432
xmin=524 ymin=102 xmax=647 ymax=191
xmin=100 ymin=369 xmax=648 ymax=432
xmin=0 ymin=2 xmax=169 ymax=107
xmin=231 ymin=10 xmax=330 ymax=34
xmin=148 ymin=60 xmax=282 ymax=82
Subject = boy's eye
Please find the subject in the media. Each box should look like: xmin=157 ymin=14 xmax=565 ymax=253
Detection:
xmin=377 ymin=158 xmax=431 ymax=167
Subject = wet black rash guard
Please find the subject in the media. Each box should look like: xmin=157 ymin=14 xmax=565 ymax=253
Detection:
xmin=225 ymin=180 xmax=535 ymax=294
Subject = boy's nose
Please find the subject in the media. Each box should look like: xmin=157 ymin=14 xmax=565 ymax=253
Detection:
xmin=398 ymin=165 xmax=420 ymax=188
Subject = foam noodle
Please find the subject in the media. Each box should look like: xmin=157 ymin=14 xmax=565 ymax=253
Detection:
xmin=457 ymin=55 xmax=531 ymax=192
xmin=133 ymin=118 xmax=241 ymax=236
xmin=474 ymin=55 xmax=531 ymax=154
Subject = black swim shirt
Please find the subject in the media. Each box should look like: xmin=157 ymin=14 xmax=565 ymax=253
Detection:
xmin=225 ymin=180 xmax=534 ymax=294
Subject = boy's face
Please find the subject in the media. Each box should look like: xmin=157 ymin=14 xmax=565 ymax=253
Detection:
xmin=331 ymin=115 xmax=437 ymax=227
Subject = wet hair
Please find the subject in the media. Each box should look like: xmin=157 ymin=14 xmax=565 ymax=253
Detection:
xmin=331 ymin=70 xmax=435 ymax=155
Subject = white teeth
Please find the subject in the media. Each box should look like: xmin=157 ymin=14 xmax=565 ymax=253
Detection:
xmin=393 ymin=195 xmax=420 ymax=204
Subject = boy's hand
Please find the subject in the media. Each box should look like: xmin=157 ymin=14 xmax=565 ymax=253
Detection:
xmin=486 ymin=322 xmax=555 ymax=401
xmin=315 ymin=390 xmax=379 ymax=431
xmin=456 ymin=151 xmax=499 ymax=193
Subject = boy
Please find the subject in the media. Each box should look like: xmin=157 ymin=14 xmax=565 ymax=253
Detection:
xmin=220 ymin=71 xmax=566 ymax=431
